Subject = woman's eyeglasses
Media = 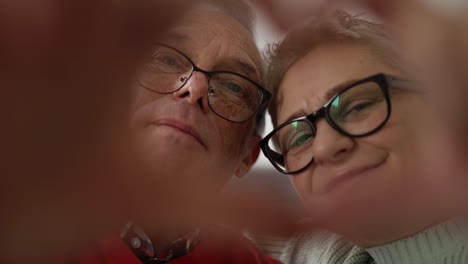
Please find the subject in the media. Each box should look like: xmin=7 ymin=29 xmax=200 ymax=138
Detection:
xmin=260 ymin=73 xmax=411 ymax=174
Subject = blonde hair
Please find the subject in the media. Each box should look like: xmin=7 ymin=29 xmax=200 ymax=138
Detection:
xmin=265 ymin=11 xmax=404 ymax=126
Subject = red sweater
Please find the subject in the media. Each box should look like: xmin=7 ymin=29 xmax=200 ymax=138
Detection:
xmin=60 ymin=235 xmax=282 ymax=264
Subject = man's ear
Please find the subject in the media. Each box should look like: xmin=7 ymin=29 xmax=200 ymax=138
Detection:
xmin=235 ymin=135 xmax=261 ymax=179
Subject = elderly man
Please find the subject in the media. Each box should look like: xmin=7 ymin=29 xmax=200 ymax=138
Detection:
xmin=56 ymin=1 xmax=281 ymax=263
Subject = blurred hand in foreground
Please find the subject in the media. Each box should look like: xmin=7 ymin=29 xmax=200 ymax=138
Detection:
xmin=0 ymin=0 xmax=195 ymax=260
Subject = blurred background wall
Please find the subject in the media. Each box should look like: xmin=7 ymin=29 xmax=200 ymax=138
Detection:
xmin=225 ymin=5 xmax=301 ymax=207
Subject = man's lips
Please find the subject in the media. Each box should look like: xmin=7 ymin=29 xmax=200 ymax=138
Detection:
xmin=322 ymin=160 xmax=385 ymax=194
xmin=150 ymin=119 xmax=206 ymax=148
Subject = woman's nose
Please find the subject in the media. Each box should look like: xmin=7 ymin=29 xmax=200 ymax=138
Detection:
xmin=311 ymin=119 xmax=354 ymax=165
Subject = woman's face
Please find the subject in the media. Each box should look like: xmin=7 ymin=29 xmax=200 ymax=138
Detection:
xmin=276 ymin=42 xmax=450 ymax=246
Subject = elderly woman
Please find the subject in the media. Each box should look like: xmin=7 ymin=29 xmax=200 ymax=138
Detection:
xmin=260 ymin=12 xmax=468 ymax=264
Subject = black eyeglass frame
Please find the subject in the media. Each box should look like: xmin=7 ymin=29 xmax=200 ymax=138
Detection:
xmin=260 ymin=73 xmax=411 ymax=175
xmin=137 ymin=44 xmax=272 ymax=123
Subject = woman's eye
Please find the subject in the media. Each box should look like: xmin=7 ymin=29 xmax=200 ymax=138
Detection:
xmin=289 ymin=133 xmax=313 ymax=149
xmin=335 ymin=99 xmax=375 ymax=119
xmin=331 ymin=99 xmax=375 ymax=123
xmin=347 ymin=101 xmax=374 ymax=113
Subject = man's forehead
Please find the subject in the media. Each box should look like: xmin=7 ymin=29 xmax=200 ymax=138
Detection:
xmin=166 ymin=10 xmax=257 ymax=52
xmin=163 ymin=19 xmax=255 ymax=50
xmin=161 ymin=30 xmax=190 ymax=42
xmin=160 ymin=27 xmax=262 ymax=81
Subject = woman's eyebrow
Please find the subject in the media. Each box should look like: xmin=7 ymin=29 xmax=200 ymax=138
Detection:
xmin=283 ymin=110 xmax=308 ymax=125
xmin=280 ymin=79 xmax=361 ymax=124
xmin=322 ymin=79 xmax=359 ymax=102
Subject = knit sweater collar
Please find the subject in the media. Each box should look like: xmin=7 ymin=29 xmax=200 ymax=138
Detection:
xmin=366 ymin=220 xmax=468 ymax=264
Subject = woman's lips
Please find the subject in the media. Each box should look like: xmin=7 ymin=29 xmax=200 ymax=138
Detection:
xmin=322 ymin=160 xmax=385 ymax=194
xmin=150 ymin=119 xmax=206 ymax=148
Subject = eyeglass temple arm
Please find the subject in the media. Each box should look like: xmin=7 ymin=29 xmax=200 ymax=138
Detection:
xmin=268 ymin=149 xmax=285 ymax=167
xmin=385 ymin=75 xmax=416 ymax=91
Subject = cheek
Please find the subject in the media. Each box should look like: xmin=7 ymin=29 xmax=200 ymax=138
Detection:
xmin=218 ymin=122 xmax=252 ymax=159
xmin=131 ymin=86 xmax=162 ymax=113
xmin=367 ymin=96 xmax=426 ymax=158
xmin=379 ymin=96 xmax=429 ymax=156
xmin=129 ymin=88 xmax=167 ymax=128
xmin=290 ymin=171 xmax=313 ymax=204
xmin=358 ymin=116 xmax=429 ymax=196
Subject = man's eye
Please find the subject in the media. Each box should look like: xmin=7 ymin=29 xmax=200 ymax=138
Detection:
xmin=218 ymin=79 xmax=246 ymax=94
xmin=225 ymin=82 xmax=243 ymax=93
xmin=157 ymin=55 xmax=177 ymax=65
xmin=149 ymin=52 xmax=188 ymax=73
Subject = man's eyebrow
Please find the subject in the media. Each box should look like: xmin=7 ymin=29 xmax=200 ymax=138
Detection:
xmin=235 ymin=60 xmax=258 ymax=76
xmin=222 ymin=58 xmax=260 ymax=82
xmin=160 ymin=30 xmax=190 ymax=44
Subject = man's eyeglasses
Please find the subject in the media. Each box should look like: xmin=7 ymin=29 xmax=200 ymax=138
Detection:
xmin=260 ymin=73 xmax=411 ymax=174
xmin=136 ymin=44 xmax=271 ymax=123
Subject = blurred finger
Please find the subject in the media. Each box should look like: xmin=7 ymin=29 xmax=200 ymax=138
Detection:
xmin=0 ymin=0 xmax=196 ymax=260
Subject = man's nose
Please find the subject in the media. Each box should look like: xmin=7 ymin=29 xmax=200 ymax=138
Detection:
xmin=173 ymin=71 xmax=210 ymax=111
xmin=311 ymin=119 xmax=354 ymax=165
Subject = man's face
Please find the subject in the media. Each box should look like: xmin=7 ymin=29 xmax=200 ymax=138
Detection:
xmin=130 ymin=10 xmax=262 ymax=204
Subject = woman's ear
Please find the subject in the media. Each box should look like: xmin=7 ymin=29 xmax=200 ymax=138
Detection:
xmin=235 ymin=135 xmax=261 ymax=178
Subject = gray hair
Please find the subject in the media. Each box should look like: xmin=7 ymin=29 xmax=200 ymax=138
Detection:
xmin=265 ymin=11 xmax=404 ymax=126
xmin=195 ymin=0 xmax=267 ymax=134
xmin=194 ymin=0 xmax=255 ymax=35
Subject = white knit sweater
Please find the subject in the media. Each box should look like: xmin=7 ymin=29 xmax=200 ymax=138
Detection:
xmin=254 ymin=221 xmax=468 ymax=264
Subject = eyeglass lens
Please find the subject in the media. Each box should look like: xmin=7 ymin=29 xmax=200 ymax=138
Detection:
xmin=137 ymin=45 xmax=264 ymax=122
